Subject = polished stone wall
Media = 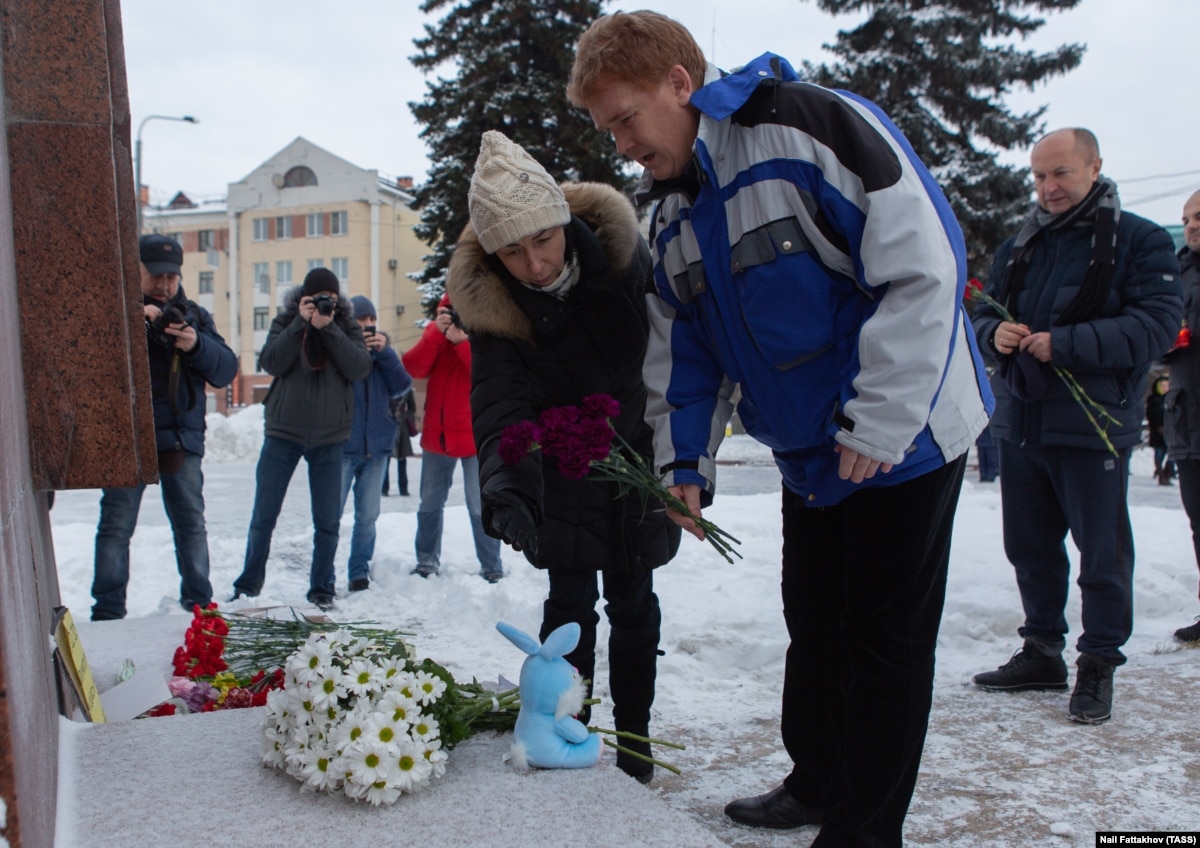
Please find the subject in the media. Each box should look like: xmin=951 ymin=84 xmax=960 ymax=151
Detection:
xmin=1 ymin=1 xmax=156 ymax=845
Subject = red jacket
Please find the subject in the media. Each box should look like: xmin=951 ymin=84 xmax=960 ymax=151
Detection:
xmin=402 ymin=295 xmax=476 ymax=458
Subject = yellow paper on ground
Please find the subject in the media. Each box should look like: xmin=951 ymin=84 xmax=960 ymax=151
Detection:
xmin=52 ymin=607 xmax=107 ymax=723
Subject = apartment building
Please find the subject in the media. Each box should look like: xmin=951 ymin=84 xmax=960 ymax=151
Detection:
xmin=142 ymin=137 xmax=428 ymax=410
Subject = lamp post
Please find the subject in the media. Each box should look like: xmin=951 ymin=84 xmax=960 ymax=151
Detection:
xmin=135 ymin=114 xmax=199 ymax=234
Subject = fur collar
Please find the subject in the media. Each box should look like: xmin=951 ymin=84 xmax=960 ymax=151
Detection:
xmin=448 ymin=182 xmax=641 ymax=342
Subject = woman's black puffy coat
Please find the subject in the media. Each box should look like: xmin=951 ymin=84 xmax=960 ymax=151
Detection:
xmin=449 ymin=182 xmax=681 ymax=574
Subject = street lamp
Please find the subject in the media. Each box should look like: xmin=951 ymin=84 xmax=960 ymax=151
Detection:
xmin=135 ymin=114 xmax=199 ymax=233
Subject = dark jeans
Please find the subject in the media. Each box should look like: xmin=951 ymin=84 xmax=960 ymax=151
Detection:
xmin=976 ymin=426 xmax=999 ymax=482
xmin=780 ymin=455 xmax=965 ymax=848
xmin=381 ymin=456 xmax=409 ymax=495
xmin=539 ymin=568 xmax=661 ymax=731
xmin=92 ymin=451 xmax=213 ymax=620
xmin=999 ymin=441 xmax=1133 ymax=663
xmin=1175 ymin=458 xmax=1200 ymax=602
xmin=233 ymin=435 xmax=344 ymax=598
xmin=340 ymin=454 xmax=389 ymax=583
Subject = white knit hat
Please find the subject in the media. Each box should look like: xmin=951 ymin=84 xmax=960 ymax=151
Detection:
xmin=468 ymin=130 xmax=571 ymax=254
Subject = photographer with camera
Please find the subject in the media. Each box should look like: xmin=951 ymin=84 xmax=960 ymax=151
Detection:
xmin=91 ymin=234 xmax=238 ymax=621
xmin=231 ymin=267 xmax=371 ymax=610
xmin=401 ymin=293 xmax=502 ymax=581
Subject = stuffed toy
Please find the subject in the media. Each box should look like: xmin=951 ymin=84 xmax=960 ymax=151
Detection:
xmin=496 ymin=621 xmax=602 ymax=770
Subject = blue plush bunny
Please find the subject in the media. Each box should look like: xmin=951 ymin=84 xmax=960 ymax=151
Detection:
xmin=496 ymin=621 xmax=602 ymax=770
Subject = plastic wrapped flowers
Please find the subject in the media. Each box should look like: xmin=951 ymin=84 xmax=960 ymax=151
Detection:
xmin=260 ymin=628 xmax=518 ymax=805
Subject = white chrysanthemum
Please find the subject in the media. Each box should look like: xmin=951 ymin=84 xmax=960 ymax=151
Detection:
xmin=361 ymin=778 xmax=402 ymax=806
xmin=342 ymin=740 xmax=394 ymax=787
xmin=341 ymin=658 xmax=383 ymax=698
xmin=393 ymin=740 xmax=433 ymax=791
xmin=362 ymin=712 xmax=405 ymax=750
xmin=409 ymin=714 xmax=440 ymax=743
xmin=411 ymin=670 xmax=447 ymax=705
xmin=422 ymin=738 xmax=448 ymax=779
xmin=378 ymin=655 xmax=409 ymax=685
xmin=377 ymin=689 xmax=418 ymax=729
xmin=310 ymin=669 xmax=348 ymax=711
xmin=330 ymin=704 xmax=374 ymax=752
xmin=260 ymin=722 xmax=289 ymax=769
xmin=293 ymin=744 xmax=343 ymax=793
xmin=288 ymin=638 xmax=332 ymax=685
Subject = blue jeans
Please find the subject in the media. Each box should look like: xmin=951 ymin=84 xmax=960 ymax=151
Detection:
xmin=234 ymin=436 xmax=344 ymax=598
xmin=414 ymin=451 xmax=501 ymax=576
xmin=92 ymin=451 xmax=212 ymax=620
xmin=999 ymin=441 xmax=1134 ymax=664
xmin=340 ymin=454 xmax=389 ymax=583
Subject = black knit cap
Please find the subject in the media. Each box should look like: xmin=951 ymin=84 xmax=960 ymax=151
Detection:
xmin=302 ymin=267 xmax=339 ymax=297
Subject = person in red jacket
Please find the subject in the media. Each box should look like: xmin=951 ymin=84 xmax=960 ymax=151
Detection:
xmin=401 ymin=294 xmax=503 ymax=580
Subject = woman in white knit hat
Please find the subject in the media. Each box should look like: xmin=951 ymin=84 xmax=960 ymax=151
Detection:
xmin=448 ymin=130 xmax=681 ymax=784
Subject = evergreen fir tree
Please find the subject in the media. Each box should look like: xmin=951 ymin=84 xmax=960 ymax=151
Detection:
xmin=804 ymin=0 xmax=1084 ymax=278
xmin=408 ymin=0 xmax=628 ymax=313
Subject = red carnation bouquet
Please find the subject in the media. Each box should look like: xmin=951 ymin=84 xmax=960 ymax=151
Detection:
xmin=498 ymin=393 xmax=742 ymax=563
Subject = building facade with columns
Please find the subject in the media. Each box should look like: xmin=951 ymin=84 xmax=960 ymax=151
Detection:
xmin=142 ymin=137 xmax=427 ymax=410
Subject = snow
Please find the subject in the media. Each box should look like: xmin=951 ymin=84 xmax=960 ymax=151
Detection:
xmin=49 ymin=408 xmax=1200 ymax=846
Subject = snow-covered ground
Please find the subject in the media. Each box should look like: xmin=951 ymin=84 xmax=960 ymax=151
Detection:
xmin=49 ymin=407 xmax=1200 ymax=846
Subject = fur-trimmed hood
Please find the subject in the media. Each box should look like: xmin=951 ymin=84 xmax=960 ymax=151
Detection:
xmin=448 ymin=182 xmax=642 ymax=342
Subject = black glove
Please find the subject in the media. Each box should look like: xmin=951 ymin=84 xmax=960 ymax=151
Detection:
xmin=482 ymin=490 xmax=539 ymax=555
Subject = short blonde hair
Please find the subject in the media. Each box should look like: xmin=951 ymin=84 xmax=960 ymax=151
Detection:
xmin=567 ymin=11 xmax=707 ymax=108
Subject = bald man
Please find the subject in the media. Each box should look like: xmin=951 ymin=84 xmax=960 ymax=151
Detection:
xmin=970 ymin=128 xmax=1182 ymax=723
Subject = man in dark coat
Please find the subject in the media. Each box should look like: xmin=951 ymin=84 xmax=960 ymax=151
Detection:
xmin=971 ymin=128 xmax=1182 ymax=722
xmin=449 ymin=131 xmax=681 ymax=783
xmin=92 ymin=234 xmax=238 ymax=620
xmin=230 ymin=268 xmax=372 ymax=609
xmin=1164 ymin=189 xmax=1200 ymax=643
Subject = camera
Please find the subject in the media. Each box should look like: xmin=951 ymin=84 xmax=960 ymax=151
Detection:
xmin=311 ymin=293 xmax=336 ymax=316
xmin=449 ymin=309 xmax=464 ymax=330
xmin=147 ymin=300 xmax=196 ymax=349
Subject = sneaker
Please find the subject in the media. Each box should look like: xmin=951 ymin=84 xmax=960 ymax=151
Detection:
xmin=307 ymin=592 xmax=335 ymax=612
xmin=1068 ymin=655 xmax=1114 ymax=724
xmin=411 ymin=565 xmax=437 ymax=578
xmin=348 ymin=577 xmax=370 ymax=592
xmin=1174 ymin=617 xmax=1200 ymax=643
xmin=482 ymin=571 xmax=503 ymax=584
xmin=227 ymin=589 xmax=258 ymax=603
xmin=972 ymin=642 xmax=1068 ymax=691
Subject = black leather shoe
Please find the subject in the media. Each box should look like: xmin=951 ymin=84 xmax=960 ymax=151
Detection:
xmin=724 ymin=785 xmax=821 ymax=829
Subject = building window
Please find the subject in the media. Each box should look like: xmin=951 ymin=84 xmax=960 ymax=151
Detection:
xmin=331 ymin=257 xmax=349 ymax=281
xmin=306 ymin=213 xmax=322 ymax=238
xmin=198 ymin=229 xmax=214 ymax=251
xmin=167 ymin=232 xmax=183 ymax=245
xmin=331 ymin=210 xmax=348 ymax=236
xmin=307 ymin=258 xmax=324 ymax=271
xmin=276 ymin=260 xmax=292 ymax=287
xmin=254 ymin=262 xmax=270 ymax=294
xmin=253 ymin=307 xmax=270 ymax=330
xmin=197 ymin=271 xmax=214 ymax=294
xmin=283 ymin=166 xmax=317 ymax=187
xmin=275 ymin=216 xmax=292 ymax=240
xmin=252 ymin=218 xmax=269 ymax=241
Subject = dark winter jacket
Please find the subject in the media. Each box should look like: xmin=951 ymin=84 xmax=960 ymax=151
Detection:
xmin=259 ymin=286 xmax=372 ymax=448
xmin=146 ymin=286 xmax=238 ymax=457
xmin=973 ymin=210 xmax=1181 ymax=450
xmin=1165 ymin=248 xmax=1200 ymax=459
xmin=345 ymin=335 xmax=412 ymax=460
xmin=390 ymin=392 xmax=417 ymax=459
xmin=450 ymin=182 xmax=682 ymax=574
xmin=401 ymin=293 xmax=477 ymax=458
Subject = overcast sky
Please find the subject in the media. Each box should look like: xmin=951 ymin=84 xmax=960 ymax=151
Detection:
xmin=121 ymin=0 xmax=1199 ymax=228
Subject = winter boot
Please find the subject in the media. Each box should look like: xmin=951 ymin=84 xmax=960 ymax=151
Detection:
xmin=1068 ymin=654 xmax=1114 ymax=724
xmin=1174 ymin=616 xmax=1200 ymax=643
xmin=972 ymin=641 xmax=1068 ymax=691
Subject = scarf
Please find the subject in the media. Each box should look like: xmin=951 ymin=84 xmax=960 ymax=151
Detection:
xmin=998 ymin=175 xmax=1121 ymax=327
xmin=521 ymin=253 xmax=581 ymax=300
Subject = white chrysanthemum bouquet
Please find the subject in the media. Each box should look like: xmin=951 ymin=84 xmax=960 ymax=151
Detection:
xmin=260 ymin=628 xmax=517 ymax=805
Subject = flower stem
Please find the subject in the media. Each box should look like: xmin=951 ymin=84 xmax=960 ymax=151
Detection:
xmin=588 ymin=726 xmax=684 ymax=775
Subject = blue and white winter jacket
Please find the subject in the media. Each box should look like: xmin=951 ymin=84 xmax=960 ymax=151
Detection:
xmin=345 ymin=338 xmax=412 ymax=460
xmin=638 ymin=54 xmax=993 ymax=507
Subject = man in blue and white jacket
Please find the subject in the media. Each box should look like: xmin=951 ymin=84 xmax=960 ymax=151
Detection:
xmin=570 ymin=11 xmax=992 ymax=847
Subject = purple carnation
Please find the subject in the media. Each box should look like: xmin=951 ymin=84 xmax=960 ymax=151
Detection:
xmin=580 ymin=394 xmax=620 ymax=421
xmin=498 ymin=420 xmax=540 ymax=465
